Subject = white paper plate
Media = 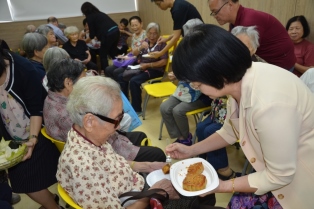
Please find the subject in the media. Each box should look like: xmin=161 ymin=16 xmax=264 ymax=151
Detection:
xmin=170 ymin=158 xmax=219 ymax=196
xmin=146 ymin=169 xmax=171 ymax=187
xmin=142 ymin=54 xmax=151 ymax=58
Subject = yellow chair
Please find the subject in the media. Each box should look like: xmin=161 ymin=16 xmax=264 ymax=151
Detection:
xmin=158 ymin=102 xmax=211 ymax=144
xmin=57 ymin=184 xmax=82 ymax=209
xmin=41 ymin=127 xmax=65 ymax=152
xmin=140 ymin=137 xmax=152 ymax=146
xmin=142 ymin=82 xmax=177 ymax=120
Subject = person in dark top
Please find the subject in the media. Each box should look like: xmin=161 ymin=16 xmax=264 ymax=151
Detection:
xmin=117 ymin=18 xmax=132 ymax=56
xmin=81 ymin=2 xmax=120 ymax=70
xmin=0 ymin=39 xmax=9 ymax=50
xmin=62 ymin=26 xmax=98 ymax=70
xmin=0 ymin=45 xmax=61 ymax=209
xmin=149 ymin=0 xmax=203 ymax=58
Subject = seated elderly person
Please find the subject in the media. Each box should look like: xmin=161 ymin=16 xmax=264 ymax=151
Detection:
xmin=57 ymin=76 xmax=178 ymax=208
xmin=43 ymin=47 xmax=70 ymax=71
xmin=43 ymin=58 xmax=166 ymax=165
xmin=231 ymin=26 xmax=266 ymax=63
xmin=118 ymin=22 xmax=168 ymax=114
xmin=62 ymin=26 xmax=98 ymax=70
xmin=35 ymin=24 xmax=57 ymax=47
xmin=21 ymin=32 xmax=49 ymax=99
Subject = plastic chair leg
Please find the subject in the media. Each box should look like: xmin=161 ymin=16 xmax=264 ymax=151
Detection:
xmin=159 ymin=118 xmax=164 ymax=140
xmin=142 ymin=94 xmax=150 ymax=120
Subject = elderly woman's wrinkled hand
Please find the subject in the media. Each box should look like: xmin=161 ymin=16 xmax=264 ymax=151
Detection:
xmin=167 ymin=72 xmax=176 ymax=81
xmin=148 ymin=162 xmax=167 ymax=173
xmin=141 ymin=42 xmax=149 ymax=50
xmin=150 ymin=179 xmax=180 ymax=199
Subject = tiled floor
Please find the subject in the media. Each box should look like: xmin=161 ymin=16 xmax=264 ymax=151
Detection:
xmin=14 ymin=91 xmax=246 ymax=209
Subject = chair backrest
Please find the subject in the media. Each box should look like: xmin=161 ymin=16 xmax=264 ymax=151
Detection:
xmin=41 ymin=127 xmax=65 ymax=152
xmin=57 ymin=184 xmax=82 ymax=209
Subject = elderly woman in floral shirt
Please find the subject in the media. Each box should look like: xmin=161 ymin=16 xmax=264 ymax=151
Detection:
xmin=57 ymin=76 xmax=177 ymax=209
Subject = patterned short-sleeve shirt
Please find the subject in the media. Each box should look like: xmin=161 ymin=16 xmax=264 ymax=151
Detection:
xmin=57 ymin=127 xmax=144 ymax=209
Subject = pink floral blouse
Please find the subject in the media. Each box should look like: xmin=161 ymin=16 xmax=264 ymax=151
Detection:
xmin=57 ymin=127 xmax=145 ymax=209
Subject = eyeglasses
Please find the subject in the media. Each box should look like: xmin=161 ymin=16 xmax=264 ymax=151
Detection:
xmin=86 ymin=111 xmax=124 ymax=128
xmin=189 ymin=82 xmax=201 ymax=90
xmin=210 ymin=1 xmax=229 ymax=16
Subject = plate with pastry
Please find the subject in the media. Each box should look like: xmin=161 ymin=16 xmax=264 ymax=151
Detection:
xmin=170 ymin=158 xmax=219 ymax=196
xmin=146 ymin=169 xmax=171 ymax=187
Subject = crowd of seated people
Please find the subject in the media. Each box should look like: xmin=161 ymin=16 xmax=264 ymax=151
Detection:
xmin=105 ymin=15 xmax=146 ymax=80
xmin=2 ymin=1 xmax=314 ymax=208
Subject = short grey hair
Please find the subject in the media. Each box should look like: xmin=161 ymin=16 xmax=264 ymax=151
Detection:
xmin=66 ymin=76 xmax=121 ymax=127
xmin=26 ymin=25 xmax=36 ymax=33
xmin=47 ymin=58 xmax=85 ymax=92
xmin=231 ymin=26 xmax=260 ymax=50
xmin=64 ymin=26 xmax=79 ymax=38
xmin=36 ymin=24 xmax=53 ymax=37
xmin=146 ymin=22 xmax=161 ymax=36
xmin=43 ymin=47 xmax=69 ymax=71
xmin=21 ymin=33 xmax=48 ymax=59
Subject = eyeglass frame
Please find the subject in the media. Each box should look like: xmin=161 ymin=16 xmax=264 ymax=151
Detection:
xmin=210 ymin=1 xmax=229 ymax=16
xmin=85 ymin=111 xmax=124 ymax=128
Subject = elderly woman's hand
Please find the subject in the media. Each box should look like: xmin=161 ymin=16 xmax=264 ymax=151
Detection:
xmin=150 ymin=179 xmax=180 ymax=199
xmin=148 ymin=51 xmax=162 ymax=59
xmin=141 ymin=42 xmax=149 ymax=51
xmin=22 ymin=139 xmax=37 ymax=161
xmin=147 ymin=162 xmax=167 ymax=172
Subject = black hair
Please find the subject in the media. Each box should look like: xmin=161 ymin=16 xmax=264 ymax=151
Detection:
xmin=81 ymin=2 xmax=100 ymax=16
xmin=47 ymin=17 xmax=58 ymax=23
xmin=83 ymin=18 xmax=87 ymax=26
xmin=47 ymin=58 xmax=85 ymax=92
xmin=286 ymin=15 xmax=310 ymax=38
xmin=120 ymin=18 xmax=129 ymax=26
xmin=0 ymin=46 xmax=9 ymax=77
xmin=172 ymin=24 xmax=252 ymax=89
xmin=129 ymin=16 xmax=142 ymax=25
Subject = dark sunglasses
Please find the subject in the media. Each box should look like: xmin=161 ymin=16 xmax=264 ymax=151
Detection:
xmin=86 ymin=111 xmax=124 ymax=128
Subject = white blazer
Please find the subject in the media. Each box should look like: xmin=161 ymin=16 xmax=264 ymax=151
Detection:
xmin=217 ymin=62 xmax=314 ymax=209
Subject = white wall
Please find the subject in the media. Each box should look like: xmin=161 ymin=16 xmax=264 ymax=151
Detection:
xmin=0 ymin=0 xmax=136 ymax=22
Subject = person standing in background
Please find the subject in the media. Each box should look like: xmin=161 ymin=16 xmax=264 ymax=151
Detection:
xmin=286 ymin=15 xmax=314 ymax=77
xmin=117 ymin=18 xmax=132 ymax=55
xmin=208 ymin=0 xmax=296 ymax=71
xmin=149 ymin=0 xmax=203 ymax=58
xmin=81 ymin=2 xmax=120 ymax=70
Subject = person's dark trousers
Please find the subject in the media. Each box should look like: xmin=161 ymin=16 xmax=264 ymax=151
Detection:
xmin=128 ymin=70 xmax=164 ymax=112
xmin=116 ymin=45 xmax=129 ymax=56
xmin=125 ymin=131 xmax=147 ymax=146
xmin=105 ymin=66 xmax=126 ymax=81
xmin=99 ymin=28 xmax=120 ymax=69
xmin=196 ymin=116 xmax=228 ymax=170
xmin=122 ymin=131 xmax=166 ymax=162
xmin=134 ymin=146 xmax=166 ymax=162
xmin=0 ymin=183 xmax=12 ymax=209
xmin=89 ymin=48 xmax=100 ymax=64
xmin=85 ymin=61 xmax=98 ymax=70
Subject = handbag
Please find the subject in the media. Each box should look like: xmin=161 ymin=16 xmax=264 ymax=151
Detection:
xmin=113 ymin=53 xmax=137 ymax=68
xmin=122 ymin=67 xmax=141 ymax=81
xmin=119 ymin=188 xmax=169 ymax=209
xmin=172 ymin=81 xmax=201 ymax=103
